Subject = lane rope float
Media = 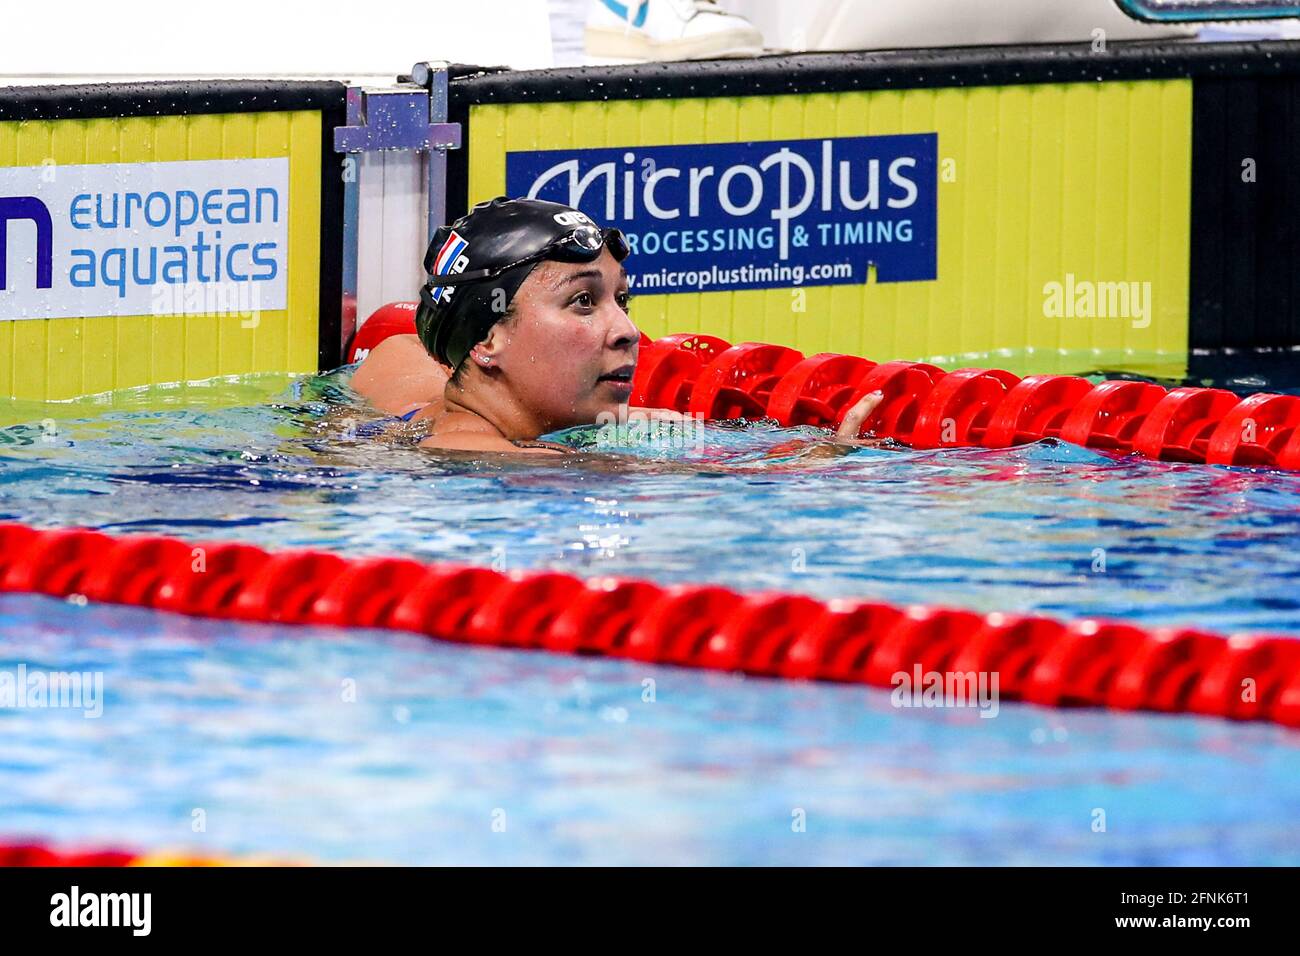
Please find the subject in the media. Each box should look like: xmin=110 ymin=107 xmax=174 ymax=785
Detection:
xmin=654 ymin=337 xmax=1300 ymax=467
xmin=2 ymin=522 xmax=1298 ymax=728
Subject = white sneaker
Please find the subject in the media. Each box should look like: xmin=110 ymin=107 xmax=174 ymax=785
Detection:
xmin=585 ymin=0 xmax=764 ymax=62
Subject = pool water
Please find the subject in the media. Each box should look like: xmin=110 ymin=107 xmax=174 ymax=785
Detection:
xmin=1 ymin=364 xmax=1298 ymax=864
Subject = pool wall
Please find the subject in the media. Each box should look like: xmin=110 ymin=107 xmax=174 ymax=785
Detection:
xmin=448 ymin=40 xmax=1300 ymax=378
xmin=0 ymin=80 xmax=346 ymax=405
xmin=5 ymin=40 xmax=1300 ymax=408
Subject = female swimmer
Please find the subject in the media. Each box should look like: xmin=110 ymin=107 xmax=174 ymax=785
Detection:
xmin=352 ymin=196 xmax=881 ymax=453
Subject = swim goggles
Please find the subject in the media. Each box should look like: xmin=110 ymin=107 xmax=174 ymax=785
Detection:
xmin=422 ymin=224 xmax=629 ymax=297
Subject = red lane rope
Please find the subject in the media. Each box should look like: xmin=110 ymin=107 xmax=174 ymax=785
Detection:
xmin=0 ymin=840 xmax=283 ymax=867
xmin=635 ymin=335 xmax=1300 ymax=469
xmin=0 ymin=843 xmax=138 ymax=867
xmin=2 ymin=522 xmax=1298 ymax=728
xmin=351 ymin=303 xmax=1300 ymax=469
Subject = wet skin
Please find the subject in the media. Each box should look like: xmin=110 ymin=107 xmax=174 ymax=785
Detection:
xmin=352 ymin=249 xmax=882 ymax=454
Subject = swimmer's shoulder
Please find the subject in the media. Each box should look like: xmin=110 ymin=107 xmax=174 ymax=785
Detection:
xmin=355 ymin=333 xmax=426 ymax=370
xmin=418 ymin=432 xmax=570 ymax=455
xmin=352 ymin=334 xmax=450 ymax=415
xmin=510 ymin=439 xmax=574 ymax=454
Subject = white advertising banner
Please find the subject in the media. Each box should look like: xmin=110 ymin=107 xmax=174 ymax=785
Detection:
xmin=0 ymin=157 xmax=290 ymax=321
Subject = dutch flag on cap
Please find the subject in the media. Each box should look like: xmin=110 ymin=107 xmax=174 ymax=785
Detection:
xmin=429 ymin=231 xmax=469 ymax=304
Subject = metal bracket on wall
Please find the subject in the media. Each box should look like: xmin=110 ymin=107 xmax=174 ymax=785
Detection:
xmin=332 ymin=62 xmax=462 ymax=358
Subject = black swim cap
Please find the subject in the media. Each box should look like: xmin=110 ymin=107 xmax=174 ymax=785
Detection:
xmin=415 ymin=196 xmax=630 ymax=370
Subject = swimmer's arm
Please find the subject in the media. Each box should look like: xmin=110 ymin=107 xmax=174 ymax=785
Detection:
xmin=759 ymin=391 xmax=889 ymax=461
xmin=629 ymin=392 xmax=883 ymax=437
xmin=835 ymin=391 xmax=885 ymax=442
xmin=351 ymin=334 xmax=450 ymax=415
xmin=623 ymin=406 xmax=707 ymax=425
xmin=624 ymin=390 xmax=889 ymax=447
xmin=418 ymin=432 xmax=567 ymax=455
xmin=634 ymin=407 xmax=685 ymax=419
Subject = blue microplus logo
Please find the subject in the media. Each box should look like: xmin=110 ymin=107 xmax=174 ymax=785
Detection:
xmin=0 ymin=196 xmax=53 ymax=291
xmin=506 ymin=134 xmax=938 ymax=296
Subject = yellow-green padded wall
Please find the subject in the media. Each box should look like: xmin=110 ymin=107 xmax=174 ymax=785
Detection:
xmin=0 ymin=110 xmax=322 ymax=402
xmin=468 ymin=81 xmax=1191 ymax=374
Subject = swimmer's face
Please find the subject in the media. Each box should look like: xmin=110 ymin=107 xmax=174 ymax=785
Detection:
xmin=476 ymin=248 xmax=637 ymax=431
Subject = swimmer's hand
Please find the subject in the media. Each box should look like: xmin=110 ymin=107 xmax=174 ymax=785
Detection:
xmin=625 ymin=406 xmax=693 ymax=423
xmin=836 ymin=391 xmax=885 ymax=441
xmin=622 ymin=396 xmax=887 ymax=440
xmin=420 ymin=433 xmax=567 ymax=454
